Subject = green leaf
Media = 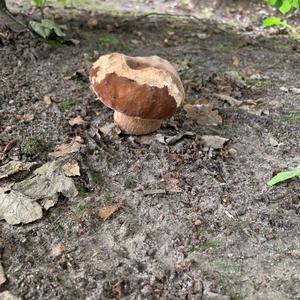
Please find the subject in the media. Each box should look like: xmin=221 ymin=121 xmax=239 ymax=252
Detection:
xmin=291 ymin=0 xmax=300 ymax=8
xmin=30 ymin=19 xmax=65 ymax=39
xmin=32 ymin=0 xmax=44 ymax=8
xmin=263 ymin=17 xmax=283 ymax=27
xmin=279 ymin=0 xmax=292 ymax=13
xmin=267 ymin=162 xmax=300 ymax=186
xmin=30 ymin=20 xmax=51 ymax=38
xmin=266 ymin=0 xmax=278 ymax=5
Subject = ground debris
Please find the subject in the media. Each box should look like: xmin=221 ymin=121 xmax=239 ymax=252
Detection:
xmin=163 ymin=172 xmax=182 ymax=193
xmin=0 ymin=161 xmax=36 ymax=179
xmin=0 ymin=291 xmax=22 ymax=300
xmin=155 ymin=131 xmax=195 ymax=145
xmin=0 ymin=159 xmax=78 ymax=225
xmin=0 ymin=261 xmax=6 ymax=286
xmin=184 ymin=99 xmax=222 ymax=126
xmin=99 ymin=122 xmax=121 ymax=136
xmin=68 ymin=116 xmax=87 ymax=126
xmin=143 ymin=189 xmax=166 ymax=195
xmin=204 ymin=291 xmax=230 ymax=300
xmin=98 ymin=202 xmax=123 ymax=221
xmin=63 ymin=161 xmax=80 ymax=177
xmin=43 ymin=95 xmax=52 ymax=106
xmin=214 ymin=93 xmax=269 ymax=116
xmin=49 ymin=136 xmax=84 ymax=158
xmin=63 ymin=69 xmax=87 ymax=81
xmin=200 ymin=135 xmax=229 ymax=149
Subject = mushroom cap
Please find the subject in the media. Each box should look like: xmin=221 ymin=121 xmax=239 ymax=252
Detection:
xmin=89 ymin=53 xmax=185 ymax=120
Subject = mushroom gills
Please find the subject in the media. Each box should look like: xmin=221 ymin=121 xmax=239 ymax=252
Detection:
xmin=114 ymin=111 xmax=162 ymax=135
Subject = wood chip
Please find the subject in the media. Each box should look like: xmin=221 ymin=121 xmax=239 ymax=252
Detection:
xmin=43 ymin=95 xmax=52 ymax=106
xmin=99 ymin=202 xmax=122 ymax=221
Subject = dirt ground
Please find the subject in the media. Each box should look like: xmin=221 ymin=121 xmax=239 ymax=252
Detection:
xmin=1 ymin=1 xmax=300 ymax=299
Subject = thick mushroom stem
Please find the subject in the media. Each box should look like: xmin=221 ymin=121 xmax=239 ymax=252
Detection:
xmin=114 ymin=111 xmax=162 ymax=135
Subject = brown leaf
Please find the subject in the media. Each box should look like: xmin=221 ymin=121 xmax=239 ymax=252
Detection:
xmin=99 ymin=202 xmax=122 ymax=221
xmin=169 ymin=153 xmax=191 ymax=162
xmin=184 ymin=101 xmax=222 ymax=126
xmin=49 ymin=137 xmax=83 ymax=158
xmin=68 ymin=116 xmax=87 ymax=126
xmin=201 ymin=135 xmax=229 ymax=149
xmin=232 ymin=55 xmax=240 ymax=66
xmin=43 ymin=95 xmax=52 ymax=106
xmin=87 ymin=17 xmax=98 ymax=29
xmin=2 ymin=139 xmax=18 ymax=154
xmin=63 ymin=162 xmax=80 ymax=177
xmin=163 ymin=172 xmax=182 ymax=193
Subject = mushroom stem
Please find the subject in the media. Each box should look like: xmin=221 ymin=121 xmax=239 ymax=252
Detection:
xmin=114 ymin=111 xmax=162 ymax=135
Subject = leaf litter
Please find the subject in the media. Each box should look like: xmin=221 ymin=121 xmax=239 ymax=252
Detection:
xmin=0 ymin=161 xmax=36 ymax=179
xmin=99 ymin=201 xmax=123 ymax=221
xmin=49 ymin=136 xmax=84 ymax=158
xmin=0 ymin=159 xmax=78 ymax=225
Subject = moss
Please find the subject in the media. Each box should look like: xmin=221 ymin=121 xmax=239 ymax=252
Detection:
xmin=203 ymin=239 xmax=220 ymax=249
xmin=281 ymin=111 xmax=300 ymax=123
xmin=77 ymin=201 xmax=88 ymax=211
xmin=22 ymin=137 xmax=45 ymax=156
xmin=123 ymin=174 xmax=138 ymax=189
xmin=99 ymin=33 xmax=119 ymax=47
xmin=60 ymin=98 xmax=76 ymax=110
xmin=219 ymin=277 xmax=245 ymax=300
xmin=245 ymin=78 xmax=273 ymax=87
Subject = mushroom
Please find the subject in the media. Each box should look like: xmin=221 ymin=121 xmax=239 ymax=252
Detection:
xmin=89 ymin=53 xmax=185 ymax=135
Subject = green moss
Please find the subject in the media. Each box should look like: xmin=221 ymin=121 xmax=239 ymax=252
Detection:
xmin=99 ymin=33 xmax=119 ymax=47
xmin=77 ymin=201 xmax=88 ymax=211
xmin=245 ymin=78 xmax=273 ymax=87
xmin=281 ymin=111 xmax=300 ymax=123
xmin=61 ymin=98 xmax=76 ymax=110
xmin=22 ymin=137 xmax=45 ymax=156
xmin=203 ymin=239 xmax=220 ymax=249
xmin=124 ymin=174 xmax=137 ymax=189
xmin=219 ymin=277 xmax=244 ymax=300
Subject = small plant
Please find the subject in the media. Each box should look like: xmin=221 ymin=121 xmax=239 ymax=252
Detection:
xmin=267 ymin=162 xmax=300 ymax=186
xmin=22 ymin=137 xmax=44 ymax=156
xmin=61 ymin=98 xmax=76 ymax=110
xmin=264 ymin=0 xmax=300 ymax=39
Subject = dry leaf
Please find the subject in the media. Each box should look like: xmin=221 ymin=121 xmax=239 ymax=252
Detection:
xmin=292 ymin=250 xmax=300 ymax=258
xmin=99 ymin=123 xmax=121 ymax=136
xmin=214 ymin=93 xmax=269 ymax=116
xmin=201 ymin=135 xmax=229 ymax=149
xmin=0 ymin=262 xmax=6 ymax=286
xmin=68 ymin=116 xmax=87 ymax=126
xmin=232 ymin=55 xmax=240 ymax=66
xmin=0 ymin=291 xmax=22 ymax=300
xmin=99 ymin=202 xmax=122 ymax=221
xmin=16 ymin=114 xmax=34 ymax=122
xmin=87 ymin=17 xmax=98 ymax=28
xmin=163 ymin=172 xmax=182 ymax=193
xmin=2 ymin=139 xmax=18 ymax=154
xmin=184 ymin=101 xmax=222 ymax=126
xmin=169 ymin=153 xmax=190 ymax=162
xmin=43 ymin=95 xmax=52 ymax=106
xmin=0 ymin=161 xmax=36 ymax=179
xmin=49 ymin=137 xmax=83 ymax=158
xmin=63 ymin=162 xmax=80 ymax=177
xmin=0 ymin=160 xmax=78 ymax=225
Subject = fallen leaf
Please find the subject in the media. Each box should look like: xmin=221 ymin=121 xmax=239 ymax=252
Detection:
xmin=63 ymin=161 xmax=80 ymax=177
xmin=0 ymin=161 xmax=36 ymax=179
xmin=0 ymin=160 xmax=78 ymax=225
xmin=99 ymin=202 xmax=122 ymax=221
xmin=87 ymin=17 xmax=98 ymax=28
xmin=232 ymin=55 xmax=240 ymax=66
xmin=0 ymin=262 xmax=6 ymax=286
xmin=169 ymin=153 xmax=191 ymax=162
xmin=292 ymin=250 xmax=300 ymax=258
xmin=15 ymin=114 xmax=34 ymax=122
xmin=200 ymin=135 xmax=229 ymax=149
xmin=43 ymin=95 xmax=52 ymax=106
xmin=2 ymin=139 xmax=18 ymax=154
xmin=163 ymin=172 xmax=182 ymax=193
xmin=51 ymin=243 xmax=64 ymax=257
xmin=214 ymin=93 xmax=269 ymax=116
xmin=155 ymin=132 xmax=195 ymax=145
xmin=194 ymin=219 xmax=204 ymax=226
xmin=99 ymin=122 xmax=121 ymax=136
xmin=184 ymin=101 xmax=222 ymax=126
xmin=49 ymin=137 xmax=83 ymax=158
xmin=0 ymin=291 xmax=22 ymax=300
xmin=68 ymin=116 xmax=87 ymax=126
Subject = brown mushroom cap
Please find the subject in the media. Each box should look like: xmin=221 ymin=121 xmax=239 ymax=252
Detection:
xmin=89 ymin=53 xmax=185 ymax=120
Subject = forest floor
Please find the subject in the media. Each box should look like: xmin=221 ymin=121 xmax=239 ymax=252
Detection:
xmin=1 ymin=1 xmax=300 ymax=299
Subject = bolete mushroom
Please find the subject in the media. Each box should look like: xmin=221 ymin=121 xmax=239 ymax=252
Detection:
xmin=89 ymin=53 xmax=185 ymax=135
